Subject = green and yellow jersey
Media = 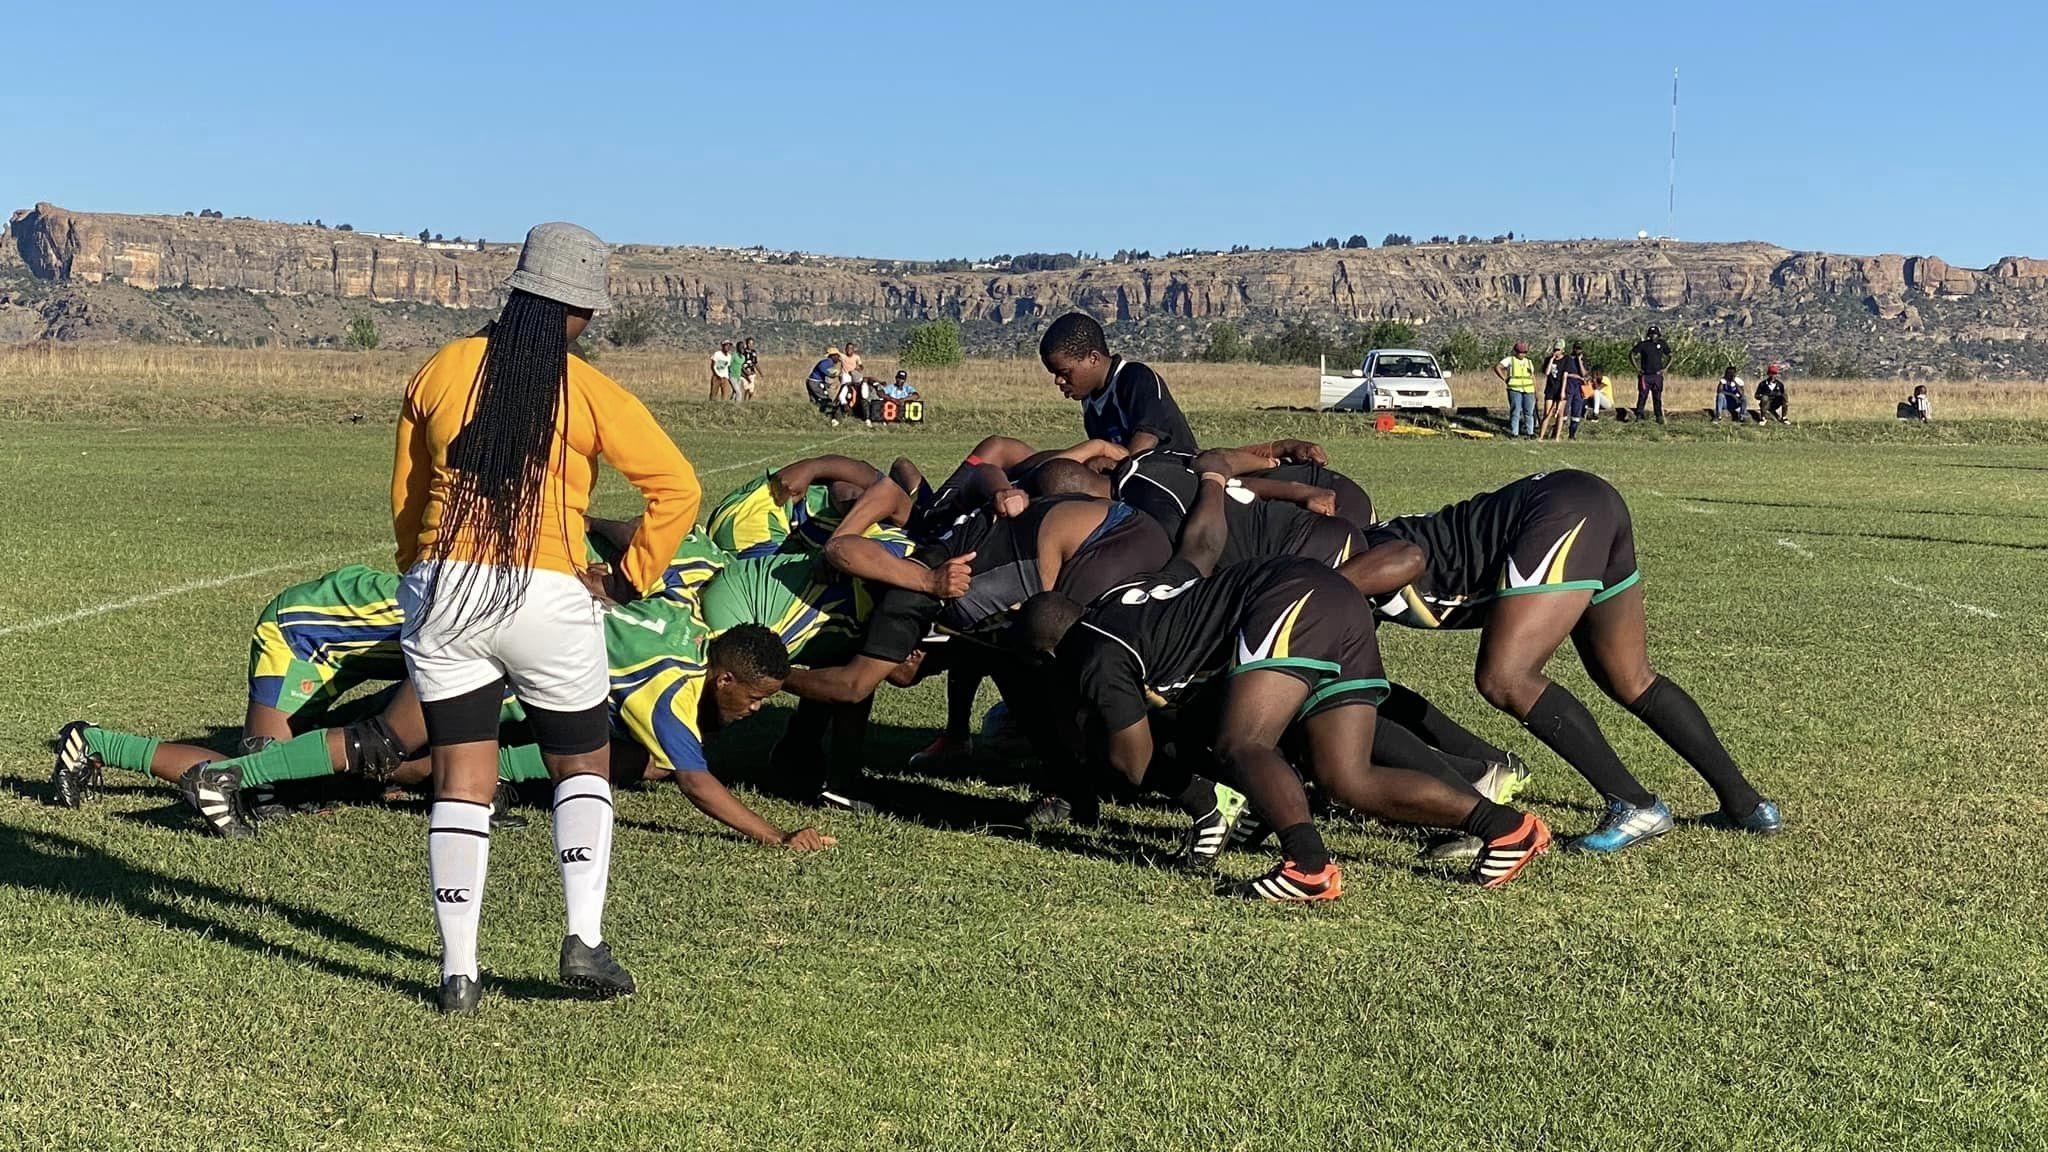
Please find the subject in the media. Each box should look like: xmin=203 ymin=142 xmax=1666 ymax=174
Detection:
xmin=588 ymin=526 xmax=732 ymax=606
xmin=705 ymin=469 xmax=913 ymax=559
xmin=695 ymin=551 xmax=873 ymax=668
xmin=602 ymin=596 xmax=718 ymax=774
xmin=248 ymin=565 xmax=407 ymax=714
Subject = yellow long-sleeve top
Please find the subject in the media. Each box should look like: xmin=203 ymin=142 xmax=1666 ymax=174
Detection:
xmin=392 ymin=337 xmax=700 ymax=595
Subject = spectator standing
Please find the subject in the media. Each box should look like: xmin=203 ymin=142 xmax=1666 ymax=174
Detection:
xmin=1712 ymin=366 xmax=1749 ymax=423
xmin=1755 ymin=364 xmax=1789 ymax=424
xmin=710 ymin=340 xmax=734 ymax=402
xmin=1537 ymin=339 xmax=1569 ymax=439
xmin=1551 ymin=341 xmax=1591 ymax=440
xmin=1493 ymin=341 xmax=1538 ymax=438
xmin=738 ymin=338 xmax=760 ymax=401
xmin=1631 ymin=324 xmax=1672 ymax=424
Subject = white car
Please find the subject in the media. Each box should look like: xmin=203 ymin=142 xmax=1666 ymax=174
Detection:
xmin=1319 ymin=349 xmax=1455 ymax=414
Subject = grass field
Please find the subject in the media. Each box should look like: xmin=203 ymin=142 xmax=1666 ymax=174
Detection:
xmin=3 ymin=381 xmax=2047 ymax=1149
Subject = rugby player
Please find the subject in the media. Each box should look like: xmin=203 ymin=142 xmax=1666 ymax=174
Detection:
xmin=1040 ymin=312 xmax=1198 ymax=454
xmin=1366 ymin=469 xmax=1783 ymax=851
xmin=54 ymin=571 xmax=831 ymax=852
xmin=1016 ymin=467 xmax=1550 ymax=900
xmin=704 ymin=454 xmax=906 ymax=558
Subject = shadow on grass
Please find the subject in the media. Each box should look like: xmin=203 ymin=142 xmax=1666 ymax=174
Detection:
xmin=1788 ymin=527 xmax=2048 ymax=552
xmin=1683 ymin=495 xmax=2048 ymax=522
xmin=0 ymin=825 xmax=595 ymax=1007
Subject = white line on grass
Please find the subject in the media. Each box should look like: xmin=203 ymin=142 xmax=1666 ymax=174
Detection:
xmin=1 ymin=433 xmax=862 ymax=640
xmin=0 ymin=548 xmax=377 ymax=639
xmin=1883 ymin=575 xmax=2003 ymax=619
xmin=1776 ymin=538 xmax=1815 ymax=560
xmin=695 ymin=433 xmax=855 ymax=479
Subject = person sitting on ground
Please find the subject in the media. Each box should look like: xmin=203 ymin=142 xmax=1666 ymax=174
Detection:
xmin=882 ymin=369 xmax=918 ymax=401
xmin=1588 ymin=372 xmax=1615 ymax=421
xmin=1755 ymin=364 xmax=1789 ymax=424
xmin=1899 ymin=384 xmax=1932 ymax=421
xmin=1712 ymin=366 xmax=1749 ymax=423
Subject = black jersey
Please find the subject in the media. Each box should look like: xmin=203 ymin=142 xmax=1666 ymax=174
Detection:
xmin=1081 ymin=358 xmax=1197 ymax=454
xmin=1110 ymin=451 xmax=1357 ymax=567
xmin=1365 ymin=470 xmax=1639 ymax=630
xmin=1059 ymin=554 xmax=1387 ymax=734
xmin=860 ymin=497 xmax=1170 ymax=662
xmin=1248 ymin=461 xmax=1374 ymax=529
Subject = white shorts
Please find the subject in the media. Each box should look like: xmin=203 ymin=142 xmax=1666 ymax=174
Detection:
xmin=398 ymin=562 xmax=608 ymax=711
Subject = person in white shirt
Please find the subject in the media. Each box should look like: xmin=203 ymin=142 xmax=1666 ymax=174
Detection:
xmin=710 ymin=341 xmax=734 ymax=402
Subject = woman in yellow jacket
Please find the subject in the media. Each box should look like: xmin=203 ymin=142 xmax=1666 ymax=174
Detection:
xmin=392 ymin=222 xmax=700 ymax=1014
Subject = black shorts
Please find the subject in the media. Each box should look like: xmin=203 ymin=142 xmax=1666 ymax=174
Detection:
xmin=1278 ymin=511 xmax=1368 ymax=567
xmin=1544 ymin=377 xmax=1566 ymax=402
xmin=1229 ymin=564 xmax=1389 ymax=718
xmin=1498 ymin=470 xmax=1640 ymax=603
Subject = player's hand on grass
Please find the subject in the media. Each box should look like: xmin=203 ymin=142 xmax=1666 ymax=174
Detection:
xmin=1305 ymin=488 xmax=1338 ymax=517
xmin=782 ymin=827 xmax=837 ymax=852
xmin=991 ymin=488 xmax=1029 ymax=519
xmin=926 ymin=553 xmax=975 ymax=599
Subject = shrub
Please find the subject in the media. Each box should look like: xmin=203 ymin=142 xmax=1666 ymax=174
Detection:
xmin=900 ymin=319 xmax=964 ymax=368
xmin=1198 ymin=321 xmax=1249 ymax=362
xmin=344 ymin=314 xmax=379 ymax=351
xmin=605 ymin=308 xmax=656 ymax=348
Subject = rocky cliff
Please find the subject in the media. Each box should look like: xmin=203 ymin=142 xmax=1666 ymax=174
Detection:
xmin=8 ymin=202 xmax=2048 ymax=375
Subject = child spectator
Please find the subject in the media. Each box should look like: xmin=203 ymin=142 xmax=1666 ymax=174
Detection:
xmin=1712 ymin=366 xmax=1749 ymax=423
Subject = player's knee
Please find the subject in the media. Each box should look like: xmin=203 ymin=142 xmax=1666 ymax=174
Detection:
xmin=343 ymin=715 xmax=413 ymax=782
xmin=1474 ymin=665 xmax=1539 ymax=714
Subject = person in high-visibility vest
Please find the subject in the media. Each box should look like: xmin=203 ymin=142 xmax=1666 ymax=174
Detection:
xmin=1492 ymin=341 xmax=1538 ymax=438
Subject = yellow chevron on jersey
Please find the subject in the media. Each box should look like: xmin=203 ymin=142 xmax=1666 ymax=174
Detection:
xmin=1501 ymin=518 xmax=1586 ymax=592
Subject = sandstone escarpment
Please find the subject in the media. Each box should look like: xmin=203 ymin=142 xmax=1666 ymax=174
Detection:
xmin=16 ymin=201 xmax=2030 ymax=329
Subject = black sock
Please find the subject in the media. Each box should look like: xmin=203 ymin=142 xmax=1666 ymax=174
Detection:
xmin=1381 ymin=683 xmax=1508 ymax=764
xmin=1459 ymin=798 xmax=1523 ymax=842
xmin=1626 ymin=676 xmax=1763 ymax=815
xmin=1276 ymin=822 xmax=1330 ymax=871
xmin=1372 ymin=720 xmax=1485 ymax=788
xmin=1171 ymin=775 xmax=1221 ymax=818
xmin=1522 ymin=683 xmax=1656 ymax=808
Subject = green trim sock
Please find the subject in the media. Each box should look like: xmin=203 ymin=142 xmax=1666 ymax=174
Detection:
xmin=82 ymin=728 xmax=160 ymax=775
xmin=228 ymin=729 xmax=339 ymax=786
xmin=497 ymin=744 xmax=549 ymax=784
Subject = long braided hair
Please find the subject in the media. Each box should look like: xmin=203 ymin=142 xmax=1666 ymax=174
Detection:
xmin=419 ymin=289 xmax=571 ymax=632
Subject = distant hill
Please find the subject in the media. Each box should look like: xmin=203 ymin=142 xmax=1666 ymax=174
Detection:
xmin=6 ymin=202 xmax=2046 ymax=378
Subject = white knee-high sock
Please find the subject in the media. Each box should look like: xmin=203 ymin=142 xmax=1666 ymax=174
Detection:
xmin=428 ymin=800 xmax=493 ymax=981
xmin=552 ymin=774 xmax=614 ymax=946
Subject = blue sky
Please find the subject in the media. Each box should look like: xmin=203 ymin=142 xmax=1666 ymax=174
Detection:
xmin=14 ymin=1 xmax=2041 ymax=266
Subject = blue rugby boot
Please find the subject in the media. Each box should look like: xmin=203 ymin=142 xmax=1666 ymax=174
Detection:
xmin=1708 ymin=797 xmax=1783 ymax=835
xmin=1572 ymin=798 xmax=1673 ymax=854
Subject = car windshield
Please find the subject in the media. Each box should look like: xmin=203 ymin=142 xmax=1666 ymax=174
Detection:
xmin=1372 ymin=355 xmax=1437 ymax=379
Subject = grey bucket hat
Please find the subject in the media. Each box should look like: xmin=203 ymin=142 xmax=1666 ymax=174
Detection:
xmin=504 ymin=222 xmax=612 ymax=311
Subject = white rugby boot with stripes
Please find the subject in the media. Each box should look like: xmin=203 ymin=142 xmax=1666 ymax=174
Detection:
xmin=178 ymin=762 xmax=256 ymax=838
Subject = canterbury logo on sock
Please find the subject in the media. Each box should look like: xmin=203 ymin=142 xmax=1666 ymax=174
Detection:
xmin=434 ymin=887 xmax=470 ymax=903
xmin=559 ymin=847 xmax=592 ymax=863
